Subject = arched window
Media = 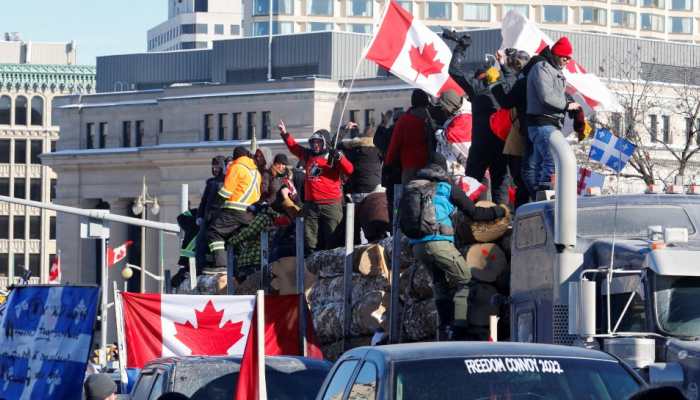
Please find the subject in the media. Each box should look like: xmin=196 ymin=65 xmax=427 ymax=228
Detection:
xmin=14 ymin=96 xmax=27 ymax=126
xmin=0 ymin=96 xmax=10 ymax=125
xmin=30 ymin=97 xmax=44 ymax=126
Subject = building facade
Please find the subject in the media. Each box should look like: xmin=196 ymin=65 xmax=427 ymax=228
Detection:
xmin=243 ymin=0 xmax=700 ymax=42
xmin=147 ymin=0 xmax=244 ymax=51
xmin=0 ymin=36 xmax=95 ymax=288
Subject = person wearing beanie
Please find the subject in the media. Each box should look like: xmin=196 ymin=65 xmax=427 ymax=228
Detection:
xmin=525 ymin=36 xmax=581 ymax=194
xmin=83 ymin=373 xmax=117 ymax=400
xmin=385 ymin=89 xmax=435 ymax=184
xmin=206 ymin=145 xmax=261 ymax=280
xmin=194 ymin=155 xmax=227 ymax=273
xmin=435 ymin=89 xmax=473 ymax=180
xmin=278 ymin=120 xmax=353 ymax=253
xmin=405 ymin=152 xmax=506 ymax=341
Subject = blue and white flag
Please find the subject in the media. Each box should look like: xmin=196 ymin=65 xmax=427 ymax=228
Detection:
xmin=589 ymin=128 xmax=636 ymax=172
xmin=0 ymin=285 xmax=100 ymax=400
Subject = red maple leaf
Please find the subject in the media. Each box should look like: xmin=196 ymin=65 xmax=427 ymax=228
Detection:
xmin=174 ymin=300 xmax=245 ymax=355
xmin=408 ymin=43 xmax=444 ymax=81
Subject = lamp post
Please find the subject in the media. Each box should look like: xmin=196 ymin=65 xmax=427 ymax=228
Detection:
xmin=132 ymin=176 xmax=159 ymax=293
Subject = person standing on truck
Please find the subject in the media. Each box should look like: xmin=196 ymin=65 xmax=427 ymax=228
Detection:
xmin=206 ymin=146 xmax=261 ymax=276
xmin=525 ymin=36 xmax=581 ymax=193
xmin=278 ymin=120 xmax=354 ymax=253
xmin=401 ymin=153 xmax=506 ymax=340
xmin=195 ymin=156 xmax=227 ymax=271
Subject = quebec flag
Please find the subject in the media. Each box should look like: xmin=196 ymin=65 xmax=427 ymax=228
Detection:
xmin=589 ymin=128 xmax=636 ymax=172
xmin=0 ymin=285 xmax=100 ymax=400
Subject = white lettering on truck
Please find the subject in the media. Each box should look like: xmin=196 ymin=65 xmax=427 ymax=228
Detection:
xmin=464 ymin=358 xmax=564 ymax=375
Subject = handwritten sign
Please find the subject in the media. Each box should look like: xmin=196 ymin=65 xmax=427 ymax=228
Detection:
xmin=464 ymin=357 xmax=565 ymax=375
xmin=0 ymin=285 xmax=99 ymax=400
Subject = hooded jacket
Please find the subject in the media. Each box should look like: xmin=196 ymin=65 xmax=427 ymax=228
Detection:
xmin=282 ymin=131 xmax=354 ymax=203
xmin=218 ymin=156 xmax=262 ymax=211
xmin=341 ymin=136 xmax=382 ymax=194
xmin=409 ymin=164 xmax=505 ymax=244
xmin=197 ymin=157 xmax=226 ymax=221
xmin=526 ymin=47 xmax=569 ymax=128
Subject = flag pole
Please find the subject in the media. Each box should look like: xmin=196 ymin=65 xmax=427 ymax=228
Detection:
xmin=256 ymin=290 xmax=268 ymax=400
xmin=113 ymin=282 xmax=129 ymax=393
xmin=100 ymin=236 xmax=108 ymax=367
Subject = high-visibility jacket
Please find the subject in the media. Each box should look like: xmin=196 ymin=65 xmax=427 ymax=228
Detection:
xmin=218 ymin=156 xmax=261 ymax=211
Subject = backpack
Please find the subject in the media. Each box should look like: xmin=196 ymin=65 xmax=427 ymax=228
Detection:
xmin=399 ymin=179 xmax=452 ymax=239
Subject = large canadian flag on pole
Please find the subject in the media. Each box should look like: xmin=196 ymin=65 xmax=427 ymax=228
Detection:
xmin=120 ymin=293 xmax=256 ymax=368
xmin=364 ymin=0 xmax=464 ymax=97
xmin=500 ymin=11 xmax=621 ymax=112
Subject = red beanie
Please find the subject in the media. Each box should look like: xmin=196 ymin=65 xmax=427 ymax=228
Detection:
xmin=551 ymin=36 xmax=573 ymax=58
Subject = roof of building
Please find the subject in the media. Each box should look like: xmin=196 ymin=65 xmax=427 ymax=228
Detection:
xmin=0 ymin=63 xmax=96 ymax=91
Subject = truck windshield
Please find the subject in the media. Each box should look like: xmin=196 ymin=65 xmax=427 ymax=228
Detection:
xmin=394 ymin=356 xmax=641 ymax=400
xmin=577 ymin=206 xmax=695 ymax=238
xmin=656 ymin=275 xmax=700 ymax=337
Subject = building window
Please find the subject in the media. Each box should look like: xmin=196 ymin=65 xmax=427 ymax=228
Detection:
xmin=0 ymin=178 xmax=7 ymax=196
xmin=641 ymin=13 xmax=664 ymax=32
xmin=671 ymin=0 xmax=692 ymax=10
xmin=181 ymin=24 xmax=208 ymax=34
xmin=215 ymin=24 xmax=224 ymax=34
xmin=463 ymin=4 xmax=490 ymax=21
xmin=231 ymin=25 xmax=241 ymax=35
xmin=261 ymin=111 xmax=271 ymax=139
xmin=14 ymin=96 xmax=27 ymax=126
xmin=542 ymin=5 xmax=567 ymax=23
xmin=50 ymin=178 xmax=56 ymax=201
xmin=254 ymin=21 xmax=294 ymax=35
xmin=247 ymin=112 xmax=257 ymax=139
xmin=99 ymin=122 xmax=108 ymax=149
xmin=307 ymin=0 xmax=333 ymax=15
xmin=397 ymin=1 xmax=412 ymax=12
xmin=427 ymin=2 xmax=451 ymax=19
xmin=14 ymin=216 xmax=25 ymax=239
xmin=309 ymin=22 xmax=333 ymax=31
xmin=122 ymin=121 xmax=132 ymax=147
xmin=0 ymin=216 xmax=7 ymax=239
xmin=364 ymin=109 xmax=375 ymax=129
xmin=581 ymin=7 xmax=606 ymax=25
xmin=503 ymin=4 xmax=529 ymax=18
xmin=663 ymin=115 xmax=671 ymax=144
xmin=348 ymin=0 xmax=372 ymax=16
xmin=642 ymin=0 xmax=664 ymax=8
xmin=232 ymin=113 xmax=241 ymax=140
xmin=50 ymin=216 xmax=56 ymax=239
xmin=158 ymin=119 xmax=163 ymax=137
xmin=30 ymin=140 xmax=42 ymax=164
xmin=669 ymin=17 xmax=692 ymax=34
xmin=255 ymin=0 xmax=294 ymax=15
xmin=86 ymin=123 xmax=95 ymax=149
xmin=349 ymin=110 xmax=359 ymax=123
xmin=0 ymin=140 xmax=9 ymax=163
xmin=30 ymin=179 xmax=40 ymax=201
xmin=30 ymin=97 xmax=43 ymax=127
xmin=612 ymin=10 xmax=636 ymax=29
xmin=611 ymin=113 xmax=622 ymax=134
xmin=14 ymin=178 xmax=25 ymax=200
xmin=195 ymin=0 xmax=208 ymax=12
xmin=204 ymin=114 xmax=214 ymax=141
xmin=14 ymin=139 xmax=26 ymax=164
xmin=29 ymin=216 xmax=40 ymax=240
xmin=218 ymin=113 xmax=228 ymax=140
xmin=0 ymin=96 xmax=10 ymax=125
xmin=685 ymin=117 xmax=695 ymax=143
xmin=135 ymin=120 xmax=144 ymax=147
xmin=649 ymin=114 xmax=658 ymax=142
xmin=348 ymin=24 xmax=372 ymax=33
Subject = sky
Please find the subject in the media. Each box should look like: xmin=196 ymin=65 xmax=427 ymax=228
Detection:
xmin=1 ymin=0 xmax=165 ymax=65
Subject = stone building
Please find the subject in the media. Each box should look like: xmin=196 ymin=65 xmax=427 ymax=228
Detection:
xmin=0 ymin=35 xmax=95 ymax=288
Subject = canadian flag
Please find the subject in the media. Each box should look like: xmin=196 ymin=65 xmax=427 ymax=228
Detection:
xmin=108 ymin=240 xmax=133 ymax=267
xmin=500 ymin=11 xmax=621 ymax=112
xmin=120 ymin=293 xmax=256 ymax=368
xmin=48 ymin=253 xmax=61 ymax=284
xmin=364 ymin=0 xmax=464 ymax=97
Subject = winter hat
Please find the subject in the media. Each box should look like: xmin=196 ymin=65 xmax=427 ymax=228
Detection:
xmin=273 ymin=153 xmax=289 ymax=165
xmin=551 ymin=36 xmax=573 ymax=58
xmin=439 ymin=90 xmax=463 ymax=115
xmin=84 ymin=373 xmax=117 ymax=400
xmin=411 ymin=89 xmax=430 ymax=108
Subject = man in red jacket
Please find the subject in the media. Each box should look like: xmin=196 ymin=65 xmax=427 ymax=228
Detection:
xmin=278 ymin=120 xmax=354 ymax=253
xmin=385 ymin=89 xmax=433 ymax=183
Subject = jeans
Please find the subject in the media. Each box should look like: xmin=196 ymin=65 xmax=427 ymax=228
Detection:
xmin=526 ymin=124 xmax=557 ymax=193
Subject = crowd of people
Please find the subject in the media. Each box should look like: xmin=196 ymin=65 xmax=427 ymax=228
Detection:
xmin=168 ymin=32 xmax=586 ymax=341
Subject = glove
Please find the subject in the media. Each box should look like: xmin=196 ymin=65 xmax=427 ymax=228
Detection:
xmin=329 ymin=149 xmax=342 ymax=164
xmin=485 ymin=66 xmax=500 ymax=84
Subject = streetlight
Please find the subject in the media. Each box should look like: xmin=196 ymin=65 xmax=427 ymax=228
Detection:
xmin=132 ymin=176 xmax=159 ymax=293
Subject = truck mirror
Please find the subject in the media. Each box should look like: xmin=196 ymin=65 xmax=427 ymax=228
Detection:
xmin=648 ymin=362 xmax=684 ymax=387
xmin=568 ymin=280 xmax=596 ymax=336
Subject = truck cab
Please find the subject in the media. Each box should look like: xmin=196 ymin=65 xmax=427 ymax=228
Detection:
xmin=511 ymin=193 xmax=700 ymax=397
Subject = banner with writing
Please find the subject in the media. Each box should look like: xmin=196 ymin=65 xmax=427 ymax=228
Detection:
xmin=0 ymin=285 xmax=99 ymax=400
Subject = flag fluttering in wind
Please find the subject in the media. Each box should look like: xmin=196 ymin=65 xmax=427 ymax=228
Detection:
xmin=49 ymin=252 xmax=61 ymax=283
xmin=364 ymin=0 xmax=464 ymax=97
xmin=107 ymin=240 xmax=133 ymax=267
xmin=500 ymin=11 xmax=622 ymax=112
xmin=589 ymin=128 xmax=637 ymax=172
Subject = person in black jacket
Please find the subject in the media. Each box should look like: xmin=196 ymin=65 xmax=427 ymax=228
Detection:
xmin=446 ymin=32 xmax=508 ymax=204
xmin=490 ymin=49 xmax=533 ymax=206
xmin=195 ymin=156 xmax=226 ymax=272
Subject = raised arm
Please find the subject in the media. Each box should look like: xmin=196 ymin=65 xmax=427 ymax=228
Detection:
xmin=278 ymin=120 xmax=306 ymax=160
